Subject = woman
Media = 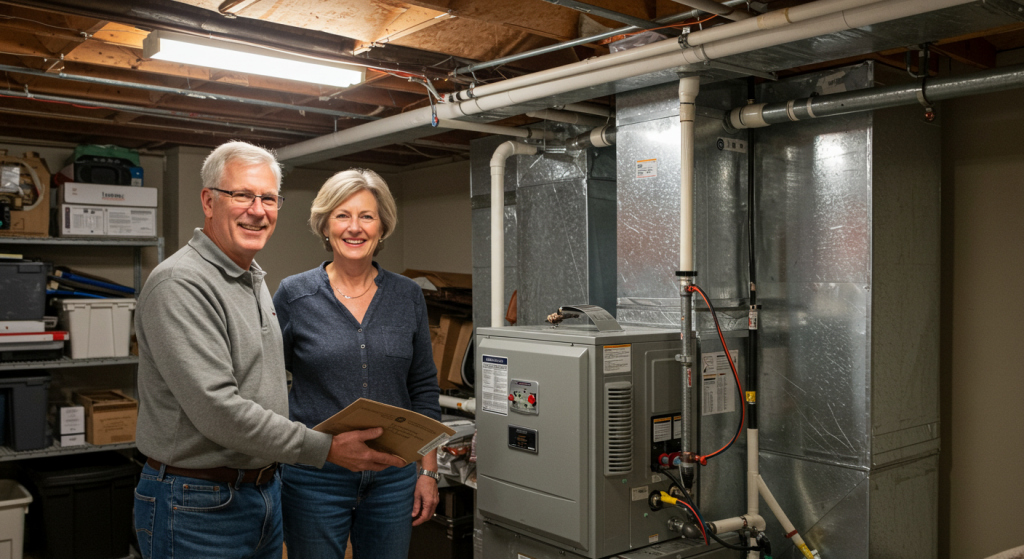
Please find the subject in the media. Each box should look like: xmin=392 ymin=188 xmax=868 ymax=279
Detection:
xmin=273 ymin=169 xmax=441 ymax=558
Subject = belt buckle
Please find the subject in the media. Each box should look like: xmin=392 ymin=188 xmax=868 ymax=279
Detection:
xmin=255 ymin=463 xmax=276 ymax=485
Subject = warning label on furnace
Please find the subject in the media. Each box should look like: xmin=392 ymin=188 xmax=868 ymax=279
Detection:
xmin=603 ymin=344 xmax=631 ymax=373
xmin=701 ymin=350 xmax=738 ymax=416
xmin=482 ymin=355 xmax=509 ymax=416
xmin=652 ymin=416 xmax=673 ymax=442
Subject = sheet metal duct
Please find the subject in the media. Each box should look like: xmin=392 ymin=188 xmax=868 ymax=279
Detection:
xmin=614 ymin=61 xmax=940 ymax=557
xmin=470 ymin=125 xmax=617 ymax=330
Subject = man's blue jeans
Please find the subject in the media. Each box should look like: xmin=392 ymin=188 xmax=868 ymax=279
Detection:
xmin=134 ymin=463 xmax=283 ymax=559
xmin=281 ymin=462 xmax=418 ymax=559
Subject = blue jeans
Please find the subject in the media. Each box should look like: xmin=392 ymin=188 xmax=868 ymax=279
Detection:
xmin=134 ymin=463 xmax=283 ymax=559
xmin=281 ymin=462 xmax=417 ymax=559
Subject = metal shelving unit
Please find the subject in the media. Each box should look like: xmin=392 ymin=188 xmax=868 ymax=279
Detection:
xmin=0 ymin=236 xmax=164 ymax=290
xmin=0 ymin=441 xmax=136 ymax=462
xmin=0 ymin=355 xmax=138 ymax=371
xmin=0 ymin=236 xmax=163 ymax=462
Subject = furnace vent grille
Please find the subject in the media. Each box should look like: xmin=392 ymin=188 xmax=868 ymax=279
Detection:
xmin=605 ymin=381 xmax=633 ymax=475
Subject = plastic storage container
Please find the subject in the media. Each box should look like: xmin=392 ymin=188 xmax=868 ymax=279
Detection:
xmin=58 ymin=299 xmax=136 ymax=359
xmin=0 ymin=262 xmax=46 ymax=321
xmin=409 ymin=514 xmax=474 ymax=559
xmin=20 ymin=452 xmax=137 ymax=559
xmin=0 ymin=480 xmax=33 ymax=559
xmin=0 ymin=372 xmax=51 ymax=451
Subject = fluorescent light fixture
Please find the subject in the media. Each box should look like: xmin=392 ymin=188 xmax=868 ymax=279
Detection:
xmin=143 ymin=30 xmax=365 ymax=88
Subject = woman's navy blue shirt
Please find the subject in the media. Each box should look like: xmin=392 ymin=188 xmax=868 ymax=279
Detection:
xmin=273 ymin=262 xmax=441 ymax=428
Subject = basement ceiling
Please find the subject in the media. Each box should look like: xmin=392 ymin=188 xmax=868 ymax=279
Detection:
xmin=0 ymin=0 xmax=1023 ymax=168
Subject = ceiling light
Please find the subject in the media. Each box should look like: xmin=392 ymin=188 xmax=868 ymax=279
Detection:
xmin=143 ymin=30 xmax=365 ymax=88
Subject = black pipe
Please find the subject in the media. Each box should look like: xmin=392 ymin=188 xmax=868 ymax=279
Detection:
xmin=746 ymin=78 xmax=759 ymax=431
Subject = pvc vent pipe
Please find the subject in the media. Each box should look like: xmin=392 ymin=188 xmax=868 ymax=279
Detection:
xmin=566 ymin=125 xmax=617 ymax=150
xmin=490 ymin=141 xmax=538 ymax=327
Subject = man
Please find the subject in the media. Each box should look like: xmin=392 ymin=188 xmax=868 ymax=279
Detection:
xmin=133 ymin=141 xmax=404 ymax=559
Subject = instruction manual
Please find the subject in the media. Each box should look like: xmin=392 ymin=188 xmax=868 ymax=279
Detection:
xmin=313 ymin=398 xmax=456 ymax=464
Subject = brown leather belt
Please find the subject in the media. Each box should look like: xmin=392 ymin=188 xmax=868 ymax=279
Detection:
xmin=146 ymin=458 xmax=278 ymax=486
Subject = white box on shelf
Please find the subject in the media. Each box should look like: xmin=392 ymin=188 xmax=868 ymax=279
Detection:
xmin=0 ymin=480 xmax=32 ymax=559
xmin=0 ymin=321 xmax=45 ymax=333
xmin=57 ymin=434 xmax=86 ymax=447
xmin=57 ymin=406 xmax=85 ymax=435
xmin=58 ymin=299 xmax=136 ymax=359
xmin=58 ymin=183 xmax=158 ymax=207
xmin=59 ymin=204 xmax=156 ymax=237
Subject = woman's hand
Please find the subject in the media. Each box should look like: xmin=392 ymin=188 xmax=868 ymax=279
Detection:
xmin=411 ymin=473 xmax=439 ymax=526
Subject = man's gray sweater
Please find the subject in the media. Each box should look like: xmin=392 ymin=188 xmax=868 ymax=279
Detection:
xmin=135 ymin=228 xmax=332 ymax=469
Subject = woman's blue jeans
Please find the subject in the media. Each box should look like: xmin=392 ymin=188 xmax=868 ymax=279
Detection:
xmin=281 ymin=462 xmax=418 ymax=559
xmin=134 ymin=463 xmax=283 ymax=559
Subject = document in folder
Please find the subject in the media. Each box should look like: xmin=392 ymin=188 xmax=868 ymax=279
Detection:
xmin=313 ymin=398 xmax=456 ymax=465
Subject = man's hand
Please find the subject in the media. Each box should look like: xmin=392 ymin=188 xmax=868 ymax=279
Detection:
xmin=411 ymin=474 xmax=439 ymax=526
xmin=326 ymin=427 xmax=406 ymax=472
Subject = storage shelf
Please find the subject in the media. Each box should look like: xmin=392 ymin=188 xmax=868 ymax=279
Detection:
xmin=0 ymin=237 xmax=160 ymax=247
xmin=0 ymin=355 xmax=138 ymax=371
xmin=0 ymin=440 xmax=136 ymax=462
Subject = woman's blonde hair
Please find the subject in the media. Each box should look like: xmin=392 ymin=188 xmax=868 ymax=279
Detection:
xmin=309 ymin=168 xmax=397 ymax=255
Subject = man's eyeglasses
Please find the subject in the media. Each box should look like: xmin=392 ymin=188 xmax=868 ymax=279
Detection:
xmin=211 ymin=188 xmax=284 ymax=210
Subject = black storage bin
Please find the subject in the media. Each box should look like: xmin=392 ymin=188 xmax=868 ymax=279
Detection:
xmin=20 ymin=452 xmax=138 ymax=559
xmin=409 ymin=514 xmax=474 ymax=559
xmin=0 ymin=371 xmax=50 ymax=451
xmin=0 ymin=261 xmax=47 ymax=321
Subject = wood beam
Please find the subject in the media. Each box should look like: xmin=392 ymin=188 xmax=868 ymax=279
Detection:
xmin=354 ymin=7 xmax=452 ymax=55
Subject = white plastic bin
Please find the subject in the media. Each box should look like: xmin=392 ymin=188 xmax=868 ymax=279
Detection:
xmin=58 ymin=299 xmax=136 ymax=359
xmin=0 ymin=480 xmax=33 ymax=559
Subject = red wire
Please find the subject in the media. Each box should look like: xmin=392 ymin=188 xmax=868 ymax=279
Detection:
xmin=691 ymin=284 xmax=745 ymax=464
xmin=676 ymin=500 xmax=709 ymax=545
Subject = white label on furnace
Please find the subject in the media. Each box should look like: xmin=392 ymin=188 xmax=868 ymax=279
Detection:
xmin=636 ymin=158 xmax=657 ymax=178
xmin=817 ymin=71 xmax=848 ymax=95
xmin=652 ymin=417 xmax=672 ymax=442
xmin=672 ymin=415 xmax=682 ymax=439
xmin=631 ymin=486 xmax=649 ymax=501
xmin=481 ymin=355 xmax=509 ymax=416
xmin=701 ymin=350 xmax=739 ymax=416
xmin=603 ymin=344 xmax=631 ymax=373
xmin=648 ymin=534 xmax=660 ymax=543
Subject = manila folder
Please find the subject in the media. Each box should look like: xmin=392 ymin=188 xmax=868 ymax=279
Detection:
xmin=313 ymin=398 xmax=456 ymax=465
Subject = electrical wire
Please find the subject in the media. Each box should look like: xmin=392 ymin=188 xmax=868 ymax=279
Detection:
xmin=660 ymin=469 xmax=709 ymax=545
xmin=690 ymin=284 xmax=744 ymax=464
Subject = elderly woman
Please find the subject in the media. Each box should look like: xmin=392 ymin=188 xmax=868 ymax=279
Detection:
xmin=273 ymin=169 xmax=441 ymax=559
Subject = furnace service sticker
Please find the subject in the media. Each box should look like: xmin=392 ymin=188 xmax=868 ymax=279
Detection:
xmin=702 ymin=350 xmax=739 ymax=416
xmin=603 ymin=344 xmax=631 ymax=374
xmin=636 ymin=158 xmax=657 ymax=178
xmin=481 ymin=355 xmax=509 ymax=416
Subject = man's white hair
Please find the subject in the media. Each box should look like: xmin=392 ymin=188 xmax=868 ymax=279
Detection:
xmin=201 ymin=141 xmax=283 ymax=193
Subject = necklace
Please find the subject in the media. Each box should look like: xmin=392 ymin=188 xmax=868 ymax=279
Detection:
xmin=331 ymin=276 xmax=374 ymax=299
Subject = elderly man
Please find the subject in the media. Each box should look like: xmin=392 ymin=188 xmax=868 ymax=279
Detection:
xmin=133 ymin=141 xmax=404 ymax=559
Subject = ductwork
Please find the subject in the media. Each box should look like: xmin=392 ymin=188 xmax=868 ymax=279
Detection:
xmin=727 ymin=62 xmax=1024 ymax=128
xmin=525 ymin=109 xmax=608 ymax=127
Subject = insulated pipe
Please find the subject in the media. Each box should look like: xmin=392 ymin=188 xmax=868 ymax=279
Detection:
xmin=758 ymin=476 xmax=817 ymax=559
xmin=444 ymin=0 xmax=883 ymax=102
xmin=439 ymin=395 xmax=477 ymax=414
xmin=677 ymin=75 xmax=700 ymax=488
xmin=437 ymin=120 xmax=557 ymax=140
xmin=566 ymin=125 xmax=617 ymax=150
xmin=728 ymin=62 xmax=1024 ymax=129
xmin=668 ymin=0 xmax=753 ymax=21
xmin=490 ymin=141 xmax=538 ymax=327
xmin=280 ymin=0 xmax=973 ymax=163
xmin=525 ymin=109 xmax=609 ymax=127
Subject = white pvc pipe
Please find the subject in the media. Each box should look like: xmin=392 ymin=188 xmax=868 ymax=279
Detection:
xmin=679 ymin=76 xmax=699 ymax=272
xmin=525 ymin=109 xmax=608 ymax=127
xmin=278 ymin=0 xmax=972 ymax=164
xmin=747 ymin=428 xmax=760 ymax=559
xmin=439 ymin=395 xmax=477 ymax=414
xmin=437 ymin=119 xmax=556 ymax=140
xmin=490 ymin=141 xmax=538 ymax=327
xmin=688 ymin=0 xmax=884 ymax=45
xmin=758 ymin=475 xmax=818 ymax=559
xmin=708 ymin=514 xmax=766 ymax=534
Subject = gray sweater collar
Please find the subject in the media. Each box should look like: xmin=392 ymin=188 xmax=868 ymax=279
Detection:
xmin=188 ymin=228 xmax=265 ymax=282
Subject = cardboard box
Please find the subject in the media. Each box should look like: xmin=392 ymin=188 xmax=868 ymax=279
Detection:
xmin=59 ymin=204 xmax=156 ymax=237
xmin=314 ymin=398 xmax=456 ymax=465
xmin=0 ymin=151 xmax=51 ymax=238
xmin=446 ymin=319 xmax=473 ymax=386
xmin=59 ymin=182 xmax=157 ymax=207
xmin=401 ymin=269 xmax=473 ymax=291
xmin=73 ymin=390 xmax=137 ymax=445
xmin=432 ymin=315 xmax=461 ymax=389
